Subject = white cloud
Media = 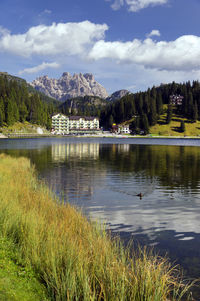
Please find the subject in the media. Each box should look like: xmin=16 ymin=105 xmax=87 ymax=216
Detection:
xmin=18 ymin=62 xmax=60 ymax=75
xmin=146 ymin=29 xmax=161 ymax=38
xmin=0 ymin=21 xmax=108 ymax=57
xmin=107 ymin=0 xmax=168 ymax=12
xmin=38 ymin=9 xmax=52 ymax=17
xmin=2 ymin=20 xmax=200 ymax=92
xmin=110 ymin=0 xmax=124 ymax=10
xmin=43 ymin=9 xmax=52 ymax=14
xmin=0 ymin=26 xmax=10 ymax=37
xmin=89 ymin=35 xmax=200 ymax=72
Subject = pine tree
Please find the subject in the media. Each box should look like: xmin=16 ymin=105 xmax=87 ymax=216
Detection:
xmin=108 ymin=114 xmax=114 ymax=129
xmin=0 ymin=108 xmax=3 ymax=127
xmin=166 ymin=105 xmax=173 ymax=124
xmin=6 ymin=98 xmax=15 ymax=126
xmin=156 ymin=92 xmax=163 ymax=115
xmin=130 ymin=117 xmax=140 ymax=135
xmin=13 ymin=101 xmax=19 ymax=122
xmin=19 ymin=102 xmax=28 ymax=122
xmin=192 ymin=101 xmax=198 ymax=122
xmin=148 ymin=98 xmax=157 ymax=126
xmin=0 ymin=97 xmax=5 ymax=122
xmin=180 ymin=120 xmax=185 ymax=132
xmin=188 ymin=92 xmax=193 ymax=119
xmin=141 ymin=114 xmax=149 ymax=134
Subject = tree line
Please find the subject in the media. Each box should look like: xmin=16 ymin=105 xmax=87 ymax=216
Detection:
xmin=0 ymin=76 xmax=55 ymax=128
xmin=1 ymin=74 xmax=200 ymax=133
xmin=100 ymin=81 xmax=200 ymax=133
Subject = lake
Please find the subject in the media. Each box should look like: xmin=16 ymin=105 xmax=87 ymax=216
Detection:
xmin=1 ymin=137 xmax=200 ymax=293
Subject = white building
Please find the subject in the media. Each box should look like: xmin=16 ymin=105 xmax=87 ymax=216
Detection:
xmin=119 ymin=125 xmax=130 ymax=134
xmin=112 ymin=124 xmax=130 ymax=134
xmin=52 ymin=114 xmax=99 ymax=134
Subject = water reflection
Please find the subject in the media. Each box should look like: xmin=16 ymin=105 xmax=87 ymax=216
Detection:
xmin=1 ymin=138 xmax=200 ymax=284
xmin=51 ymin=143 xmax=99 ymax=162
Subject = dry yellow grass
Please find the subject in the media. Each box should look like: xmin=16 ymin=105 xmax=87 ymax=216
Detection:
xmin=0 ymin=154 xmax=194 ymax=300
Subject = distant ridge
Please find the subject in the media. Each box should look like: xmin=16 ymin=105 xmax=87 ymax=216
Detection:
xmin=31 ymin=72 xmax=109 ymax=101
xmin=107 ymin=89 xmax=130 ymax=101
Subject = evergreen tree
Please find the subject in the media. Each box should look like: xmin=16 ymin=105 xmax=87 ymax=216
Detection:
xmin=188 ymin=92 xmax=193 ymax=119
xmin=138 ymin=94 xmax=143 ymax=114
xmin=108 ymin=114 xmax=114 ymax=129
xmin=148 ymin=98 xmax=157 ymax=126
xmin=6 ymin=98 xmax=15 ymax=125
xmin=0 ymin=97 xmax=5 ymax=122
xmin=143 ymin=94 xmax=150 ymax=115
xmin=0 ymin=108 xmax=3 ymax=127
xmin=130 ymin=117 xmax=140 ymax=134
xmin=19 ymin=102 xmax=28 ymax=122
xmin=180 ymin=120 xmax=185 ymax=133
xmin=13 ymin=101 xmax=19 ymax=122
xmin=166 ymin=105 xmax=173 ymax=124
xmin=141 ymin=114 xmax=149 ymax=134
xmin=192 ymin=101 xmax=198 ymax=122
xmin=156 ymin=92 xmax=163 ymax=115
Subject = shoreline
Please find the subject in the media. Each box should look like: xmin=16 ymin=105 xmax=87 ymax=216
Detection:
xmin=2 ymin=133 xmax=200 ymax=139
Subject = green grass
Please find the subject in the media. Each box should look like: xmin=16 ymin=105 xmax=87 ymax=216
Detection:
xmin=0 ymin=235 xmax=48 ymax=301
xmin=150 ymin=113 xmax=200 ymax=137
xmin=0 ymin=154 xmax=194 ymax=300
xmin=0 ymin=121 xmax=50 ymax=135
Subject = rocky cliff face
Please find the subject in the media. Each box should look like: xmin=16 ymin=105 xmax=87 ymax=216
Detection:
xmin=106 ymin=89 xmax=130 ymax=101
xmin=31 ymin=72 xmax=108 ymax=101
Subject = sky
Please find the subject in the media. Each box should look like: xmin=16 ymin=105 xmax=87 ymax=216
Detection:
xmin=1 ymin=0 xmax=200 ymax=94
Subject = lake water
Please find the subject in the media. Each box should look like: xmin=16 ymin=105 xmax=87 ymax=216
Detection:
xmin=1 ymin=137 xmax=200 ymax=294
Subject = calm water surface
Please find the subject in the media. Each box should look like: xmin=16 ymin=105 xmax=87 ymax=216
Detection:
xmin=1 ymin=137 xmax=200 ymax=290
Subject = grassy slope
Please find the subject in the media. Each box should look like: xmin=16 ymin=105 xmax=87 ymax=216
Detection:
xmin=0 ymin=121 xmax=50 ymax=135
xmin=149 ymin=111 xmax=200 ymax=137
xmin=0 ymin=155 xmax=193 ymax=300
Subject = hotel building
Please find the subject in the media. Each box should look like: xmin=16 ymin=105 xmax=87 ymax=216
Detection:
xmin=52 ymin=114 xmax=100 ymax=134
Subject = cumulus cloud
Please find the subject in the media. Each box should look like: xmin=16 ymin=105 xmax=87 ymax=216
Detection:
xmin=0 ymin=26 xmax=10 ymax=37
xmin=146 ymin=29 xmax=161 ymax=38
xmin=107 ymin=0 xmax=168 ymax=12
xmin=2 ymin=20 xmax=200 ymax=76
xmin=18 ymin=62 xmax=60 ymax=75
xmin=89 ymin=35 xmax=200 ymax=71
xmin=0 ymin=21 xmax=108 ymax=57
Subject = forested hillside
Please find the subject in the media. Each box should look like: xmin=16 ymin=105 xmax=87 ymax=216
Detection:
xmin=59 ymin=95 xmax=107 ymax=117
xmin=100 ymin=81 xmax=200 ymax=133
xmin=0 ymin=75 xmax=56 ymax=129
xmin=1 ymin=71 xmax=200 ymax=135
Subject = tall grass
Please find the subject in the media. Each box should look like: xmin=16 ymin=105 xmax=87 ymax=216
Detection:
xmin=0 ymin=154 xmax=193 ymax=300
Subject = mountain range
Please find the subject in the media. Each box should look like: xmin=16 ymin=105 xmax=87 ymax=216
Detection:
xmin=31 ymin=72 xmax=108 ymax=101
xmin=31 ymin=72 xmax=130 ymax=101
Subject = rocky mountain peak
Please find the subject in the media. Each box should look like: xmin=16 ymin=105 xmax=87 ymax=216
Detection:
xmin=62 ymin=72 xmax=71 ymax=78
xmin=84 ymin=73 xmax=94 ymax=81
xmin=31 ymin=72 xmax=108 ymax=101
xmin=107 ymin=89 xmax=130 ymax=101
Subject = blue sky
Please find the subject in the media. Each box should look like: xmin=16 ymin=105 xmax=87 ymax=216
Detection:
xmin=1 ymin=0 xmax=200 ymax=94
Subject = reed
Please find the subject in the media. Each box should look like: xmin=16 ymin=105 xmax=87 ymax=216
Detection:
xmin=0 ymin=154 xmax=193 ymax=300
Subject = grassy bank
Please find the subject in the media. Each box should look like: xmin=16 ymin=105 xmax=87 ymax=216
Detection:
xmin=0 ymin=121 xmax=50 ymax=136
xmin=0 ymin=235 xmax=48 ymax=300
xmin=149 ymin=113 xmax=200 ymax=137
xmin=0 ymin=154 xmax=193 ymax=300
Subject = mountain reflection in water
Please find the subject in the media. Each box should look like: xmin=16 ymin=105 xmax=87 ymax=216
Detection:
xmin=1 ymin=137 xmax=200 ymax=293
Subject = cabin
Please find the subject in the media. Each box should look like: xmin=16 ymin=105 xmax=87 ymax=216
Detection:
xmin=170 ymin=95 xmax=183 ymax=105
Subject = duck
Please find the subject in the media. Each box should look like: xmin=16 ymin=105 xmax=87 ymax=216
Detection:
xmin=136 ymin=193 xmax=143 ymax=199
